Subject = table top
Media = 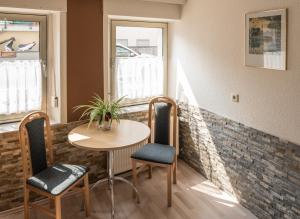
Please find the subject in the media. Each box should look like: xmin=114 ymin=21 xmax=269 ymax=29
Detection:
xmin=68 ymin=119 xmax=150 ymax=151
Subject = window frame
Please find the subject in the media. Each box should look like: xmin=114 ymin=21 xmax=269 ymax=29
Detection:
xmin=0 ymin=13 xmax=47 ymax=124
xmin=110 ymin=20 xmax=168 ymax=106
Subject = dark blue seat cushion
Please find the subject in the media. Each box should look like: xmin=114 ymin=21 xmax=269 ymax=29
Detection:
xmin=27 ymin=164 xmax=87 ymax=195
xmin=131 ymin=143 xmax=176 ymax=164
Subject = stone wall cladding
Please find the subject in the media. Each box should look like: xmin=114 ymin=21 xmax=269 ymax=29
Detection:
xmin=0 ymin=109 xmax=148 ymax=211
xmin=178 ymin=102 xmax=300 ymax=219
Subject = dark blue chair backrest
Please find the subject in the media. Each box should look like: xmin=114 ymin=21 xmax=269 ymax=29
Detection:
xmin=25 ymin=118 xmax=48 ymax=175
xmin=154 ymin=103 xmax=172 ymax=145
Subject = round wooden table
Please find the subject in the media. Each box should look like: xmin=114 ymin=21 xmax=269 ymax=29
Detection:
xmin=68 ymin=119 xmax=150 ymax=218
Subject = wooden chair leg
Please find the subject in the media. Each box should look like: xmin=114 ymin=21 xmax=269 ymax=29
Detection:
xmin=55 ymin=196 xmax=62 ymax=219
xmin=24 ymin=187 xmax=29 ymax=219
xmin=148 ymin=164 xmax=152 ymax=179
xmin=83 ymin=174 xmax=91 ymax=217
xmin=49 ymin=198 xmax=55 ymax=209
xmin=173 ymin=156 xmax=177 ymax=184
xmin=167 ymin=165 xmax=172 ymax=207
xmin=132 ymin=159 xmax=138 ymax=198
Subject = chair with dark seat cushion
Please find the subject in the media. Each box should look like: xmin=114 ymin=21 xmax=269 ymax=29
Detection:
xmin=27 ymin=164 xmax=88 ymax=196
xmin=131 ymin=96 xmax=177 ymax=207
xmin=19 ymin=112 xmax=90 ymax=219
xmin=131 ymin=143 xmax=176 ymax=165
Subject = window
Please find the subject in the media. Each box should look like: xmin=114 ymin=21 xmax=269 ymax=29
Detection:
xmin=116 ymin=45 xmax=138 ymax=57
xmin=111 ymin=20 xmax=167 ymax=105
xmin=0 ymin=13 xmax=47 ymax=123
xmin=136 ymin=39 xmax=150 ymax=47
xmin=116 ymin=39 xmax=128 ymax=47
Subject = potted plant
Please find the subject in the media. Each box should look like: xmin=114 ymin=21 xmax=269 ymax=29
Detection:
xmin=74 ymin=94 xmax=125 ymax=131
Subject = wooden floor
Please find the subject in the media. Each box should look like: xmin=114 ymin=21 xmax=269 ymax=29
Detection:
xmin=2 ymin=160 xmax=257 ymax=219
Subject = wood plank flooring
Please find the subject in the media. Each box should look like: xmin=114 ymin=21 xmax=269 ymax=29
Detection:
xmin=1 ymin=160 xmax=257 ymax=219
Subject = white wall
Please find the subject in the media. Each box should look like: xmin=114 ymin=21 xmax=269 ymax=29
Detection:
xmin=103 ymin=0 xmax=181 ymax=100
xmin=169 ymin=0 xmax=300 ymax=144
xmin=0 ymin=0 xmax=66 ymax=12
xmin=47 ymin=12 xmax=67 ymax=123
xmin=104 ymin=0 xmax=181 ymax=20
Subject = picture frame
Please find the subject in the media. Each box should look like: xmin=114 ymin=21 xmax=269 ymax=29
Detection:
xmin=245 ymin=9 xmax=287 ymax=70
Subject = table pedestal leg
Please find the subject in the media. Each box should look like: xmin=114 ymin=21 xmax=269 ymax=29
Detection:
xmin=108 ymin=150 xmax=115 ymax=219
xmin=82 ymin=150 xmax=140 ymax=218
xmin=114 ymin=176 xmax=140 ymax=203
xmin=81 ymin=177 xmax=108 ymax=209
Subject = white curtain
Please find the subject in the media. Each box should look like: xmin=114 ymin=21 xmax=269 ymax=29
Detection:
xmin=0 ymin=60 xmax=42 ymax=115
xmin=115 ymin=57 xmax=164 ymax=99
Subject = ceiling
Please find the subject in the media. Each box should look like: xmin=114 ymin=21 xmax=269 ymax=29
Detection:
xmin=140 ymin=0 xmax=187 ymax=5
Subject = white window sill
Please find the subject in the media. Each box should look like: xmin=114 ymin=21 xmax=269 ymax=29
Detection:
xmin=0 ymin=104 xmax=149 ymax=134
xmin=0 ymin=122 xmax=20 ymax=133
xmin=0 ymin=120 xmax=62 ymax=134
xmin=120 ymin=104 xmax=148 ymax=114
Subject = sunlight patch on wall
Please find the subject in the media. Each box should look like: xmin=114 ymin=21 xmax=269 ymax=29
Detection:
xmin=176 ymin=59 xmax=238 ymax=200
xmin=175 ymin=60 xmax=198 ymax=106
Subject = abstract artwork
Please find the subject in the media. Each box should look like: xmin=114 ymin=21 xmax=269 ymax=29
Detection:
xmin=245 ymin=9 xmax=287 ymax=70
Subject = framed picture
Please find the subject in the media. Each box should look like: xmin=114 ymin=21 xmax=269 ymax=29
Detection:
xmin=245 ymin=9 xmax=287 ymax=70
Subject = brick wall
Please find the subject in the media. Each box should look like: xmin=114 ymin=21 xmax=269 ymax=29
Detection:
xmin=178 ymin=102 xmax=300 ymax=219
xmin=0 ymin=109 xmax=148 ymax=212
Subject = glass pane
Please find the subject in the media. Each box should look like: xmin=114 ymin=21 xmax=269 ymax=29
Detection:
xmin=116 ymin=26 xmax=162 ymax=57
xmin=116 ymin=45 xmax=133 ymax=57
xmin=0 ymin=18 xmax=42 ymax=120
xmin=0 ymin=20 xmax=40 ymax=59
xmin=114 ymin=25 xmax=164 ymax=104
xmin=116 ymin=39 xmax=128 ymax=47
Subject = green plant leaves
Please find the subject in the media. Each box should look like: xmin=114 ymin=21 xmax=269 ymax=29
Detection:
xmin=73 ymin=94 xmax=126 ymax=127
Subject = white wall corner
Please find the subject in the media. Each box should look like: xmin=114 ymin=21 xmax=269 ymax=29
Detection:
xmin=47 ymin=12 xmax=67 ymax=124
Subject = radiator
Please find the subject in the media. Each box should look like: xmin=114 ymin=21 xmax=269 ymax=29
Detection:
xmin=113 ymin=117 xmax=178 ymax=174
xmin=114 ymin=139 xmax=148 ymax=174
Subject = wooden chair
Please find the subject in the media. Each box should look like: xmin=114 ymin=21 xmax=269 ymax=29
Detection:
xmin=18 ymin=111 xmax=90 ymax=219
xmin=131 ymin=96 xmax=177 ymax=207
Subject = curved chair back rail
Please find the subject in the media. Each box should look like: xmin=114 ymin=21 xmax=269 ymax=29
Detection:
xmin=148 ymin=96 xmax=177 ymax=149
xmin=19 ymin=111 xmax=53 ymax=179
